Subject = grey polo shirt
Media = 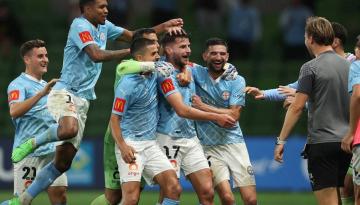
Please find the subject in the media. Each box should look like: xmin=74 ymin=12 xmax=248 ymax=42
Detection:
xmin=297 ymin=50 xmax=350 ymax=144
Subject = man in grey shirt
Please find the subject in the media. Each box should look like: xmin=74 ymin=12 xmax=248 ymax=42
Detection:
xmin=274 ymin=16 xmax=351 ymax=205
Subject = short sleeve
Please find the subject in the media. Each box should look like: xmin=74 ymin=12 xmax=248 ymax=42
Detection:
xmin=69 ymin=20 xmax=96 ymax=50
xmin=112 ymin=81 xmax=131 ymax=116
xmin=230 ymin=76 xmax=246 ymax=106
xmin=297 ymin=63 xmax=314 ymax=95
xmin=157 ymin=75 xmax=178 ymax=98
xmin=7 ymin=82 xmax=26 ymax=105
xmin=106 ymin=20 xmax=124 ymax=41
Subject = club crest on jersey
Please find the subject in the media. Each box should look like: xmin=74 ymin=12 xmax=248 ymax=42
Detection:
xmin=161 ymin=79 xmax=175 ymax=94
xmin=79 ymin=31 xmax=93 ymax=43
xmin=221 ymin=90 xmax=230 ymax=101
xmin=114 ymin=98 xmax=126 ymax=112
xmin=8 ymin=90 xmax=19 ymax=102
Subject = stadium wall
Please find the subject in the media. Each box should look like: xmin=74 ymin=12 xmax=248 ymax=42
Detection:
xmin=0 ymin=137 xmax=310 ymax=191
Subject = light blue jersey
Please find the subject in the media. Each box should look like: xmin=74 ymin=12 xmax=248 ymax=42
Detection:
xmin=7 ymin=73 xmax=56 ymax=157
xmin=54 ymin=16 xmax=124 ymax=100
xmin=157 ymin=67 xmax=197 ymax=139
xmin=191 ymin=65 xmax=246 ymax=145
xmin=348 ymin=60 xmax=360 ymax=94
xmin=112 ymin=74 xmax=159 ymax=141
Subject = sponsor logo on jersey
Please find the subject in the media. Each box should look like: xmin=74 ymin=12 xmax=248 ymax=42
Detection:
xmin=161 ymin=79 xmax=175 ymax=94
xmin=128 ymin=163 xmax=140 ymax=177
xmin=114 ymin=98 xmax=126 ymax=112
xmin=79 ymin=31 xmax=93 ymax=43
xmin=8 ymin=90 xmax=19 ymax=102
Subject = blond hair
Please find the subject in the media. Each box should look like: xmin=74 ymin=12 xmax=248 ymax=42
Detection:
xmin=305 ymin=16 xmax=334 ymax=46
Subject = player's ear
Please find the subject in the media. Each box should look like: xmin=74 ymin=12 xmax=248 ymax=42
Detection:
xmin=202 ymin=51 xmax=207 ymax=61
xmin=136 ymin=54 xmax=143 ymax=61
xmin=164 ymin=46 xmax=171 ymax=56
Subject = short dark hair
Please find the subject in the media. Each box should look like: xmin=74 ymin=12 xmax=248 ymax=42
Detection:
xmin=161 ymin=31 xmax=189 ymax=47
xmin=205 ymin=38 xmax=228 ymax=51
xmin=132 ymin=28 xmax=156 ymax=41
xmin=130 ymin=38 xmax=156 ymax=57
xmin=305 ymin=17 xmax=334 ymax=46
xmin=331 ymin=22 xmax=348 ymax=45
xmin=20 ymin=39 xmax=46 ymax=58
xmin=79 ymin=0 xmax=95 ymax=13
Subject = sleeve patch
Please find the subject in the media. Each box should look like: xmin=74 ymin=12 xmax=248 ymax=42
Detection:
xmin=79 ymin=31 xmax=93 ymax=43
xmin=8 ymin=90 xmax=19 ymax=102
xmin=114 ymin=98 xmax=126 ymax=112
xmin=161 ymin=79 xmax=175 ymax=94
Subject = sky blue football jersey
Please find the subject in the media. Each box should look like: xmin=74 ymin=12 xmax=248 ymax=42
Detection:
xmin=157 ymin=67 xmax=197 ymax=139
xmin=54 ymin=16 xmax=124 ymax=100
xmin=7 ymin=73 xmax=56 ymax=156
xmin=112 ymin=73 xmax=159 ymax=141
xmin=349 ymin=61 xmax=360 ymax=94
xmin=191 ymin=65 xmax=246 ymax=145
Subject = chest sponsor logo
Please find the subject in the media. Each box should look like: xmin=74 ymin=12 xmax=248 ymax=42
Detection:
xmin=221 ymin=91 xmax=230 ymax=101
xmin=8 ymin=90 xmax=19 ymax=102
xmin=114 ymin=98 xmax=126 ymax=112
xmin=79 ymin=31 xmax=93 ymax=43
xmin=161 ymin=79 xmax=175 ymax=94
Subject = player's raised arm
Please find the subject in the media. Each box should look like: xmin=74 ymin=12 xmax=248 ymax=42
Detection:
xmin=159 ymin=78 xmax=235 ymax=128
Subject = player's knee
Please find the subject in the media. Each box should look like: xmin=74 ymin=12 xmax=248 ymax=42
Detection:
xmin=164 ymin=179 xmax=182 ymax=198
xmin=58 ymin=125 xmax=78 ymax=140
xmin=58 ymin=118 xmax=78 ymax=140
xmin=243 ymin=196 xmax=257 ymax=205
xmin=198 ymin=183 xmax=214 ymax=203
xmin=123 ymin=194 xmax=139 ymax=205
xmin=220 ymin=192 xmax=235 ymax=205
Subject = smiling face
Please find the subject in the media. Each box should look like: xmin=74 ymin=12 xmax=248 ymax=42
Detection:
xmin=24 ymin=47 xmax=49 ymax=77
xmin=165 ymin=37 xmax=191 ymax=69
xmin=85 ymin=0 xmax=108 ymax=25
xmin=203 ymin=44 xmax=229 ymax=74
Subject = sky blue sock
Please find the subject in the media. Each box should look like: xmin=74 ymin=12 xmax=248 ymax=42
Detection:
xmin=26 ymin=162 xmax=61 ymax=198
xmin=34 ymin=124 xmax=59 ymax=147
xmin=162 ymin=198 xmax=179 ymax=205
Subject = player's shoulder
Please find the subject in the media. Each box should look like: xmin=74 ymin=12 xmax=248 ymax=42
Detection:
xmin=8 ymin=74 xmax=26 ymax=89
xmin=350 ymin=60 xmax=360 ymax=72
xmin=70 ymin=16 xmax=92 ymax=30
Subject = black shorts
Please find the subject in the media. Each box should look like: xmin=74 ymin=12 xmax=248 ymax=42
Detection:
xmin=306 ymin=142 xmax=352 ymax=191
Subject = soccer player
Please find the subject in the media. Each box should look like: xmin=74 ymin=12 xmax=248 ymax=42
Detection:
xmin=342 ymin=37 xmax=360 ymax=205
xmin=274 ymin=17 xmax=352 ymax=205
xmin=2 ymin=39 xmax=67 ymax=205
xmin=189 ymin=38 xmax=257 ymax=205
xmin=6 ymin=0 xmax=184 ymax=204
xmin=154 ymin=32 xmax=215 ymax=205
xmin=91 ymin=28 xmax=172 ymax=205
xmin=111 ymin=38 xmax=182 ymax=205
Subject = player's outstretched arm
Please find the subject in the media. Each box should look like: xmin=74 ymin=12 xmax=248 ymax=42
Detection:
xmin=192 ymin=95 xmax=241 ymax=121
xmin=116 ymin=60 xmax=174 ymax=77
xmin=110 ymin=114 xmax=136 ymax=164
xmin=166 ymin=92 xmax=235 ymax=128
xmin=84 ymin=44 xmax=130 ymax=63
xmin=9 ymin=79 xmax=58 ymax=118
xmin=245 ymin=86 xmax=265 ymax=100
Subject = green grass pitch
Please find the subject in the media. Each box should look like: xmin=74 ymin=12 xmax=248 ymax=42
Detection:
xmin=0 ymin=190 xmax=316 ymax=204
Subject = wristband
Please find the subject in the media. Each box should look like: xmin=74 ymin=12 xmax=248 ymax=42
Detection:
xmin=276 ymin=137 xmax=286 ymax=145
